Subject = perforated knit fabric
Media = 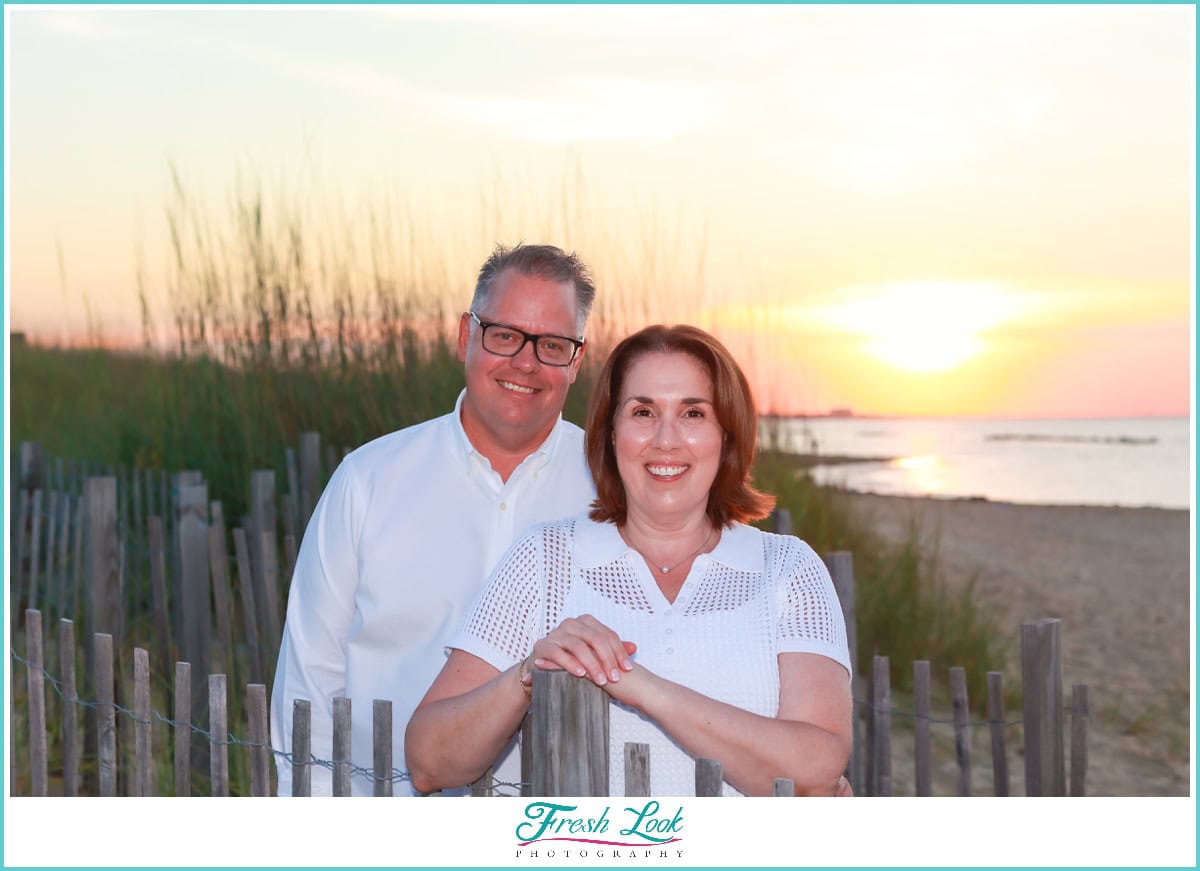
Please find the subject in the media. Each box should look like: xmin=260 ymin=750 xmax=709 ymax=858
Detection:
xmin=449 ymin=515 xmax=851 ymax=796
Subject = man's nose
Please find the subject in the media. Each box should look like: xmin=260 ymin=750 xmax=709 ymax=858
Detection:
xmin=509 ymin=338 xmax=540 ymax=371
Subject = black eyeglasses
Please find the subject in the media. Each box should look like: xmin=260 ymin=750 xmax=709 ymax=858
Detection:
xmin=469 ymin=312 xmax=584 ymax=367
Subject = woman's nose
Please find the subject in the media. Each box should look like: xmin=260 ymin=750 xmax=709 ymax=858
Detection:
xmin=652 ymin=417 xmax=681 ymax=449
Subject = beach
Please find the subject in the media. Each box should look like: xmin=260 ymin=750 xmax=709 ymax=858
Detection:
xmin=835 ymin=491 xmax=1191 ymax=797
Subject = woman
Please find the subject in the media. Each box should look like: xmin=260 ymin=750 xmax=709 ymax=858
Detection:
xmin=405 ymin=325 xmax=852 ymax=796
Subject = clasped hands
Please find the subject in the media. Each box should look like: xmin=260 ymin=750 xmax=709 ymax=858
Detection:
xmin=520 ymin=614 xmax=646 ymax=705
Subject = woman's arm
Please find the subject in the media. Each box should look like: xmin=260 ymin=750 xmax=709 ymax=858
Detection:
xmin=404 ymin=650 xmax=528 ymax=794
xmin=617 ymin=652 xmax=852 ymax=796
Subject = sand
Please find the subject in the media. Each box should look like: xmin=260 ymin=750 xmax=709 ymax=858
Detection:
xmin=834 ymin=491 xmax=1192 ymax=797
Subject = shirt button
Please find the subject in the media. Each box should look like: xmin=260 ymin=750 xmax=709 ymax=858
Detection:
xmin=499 ymin=502 xmax=508 ymax=511
xmin=664 ymin=609 xmax=672 ymax=617
xmin=665 ymin=628 xmax=673 ymax=636
xmin=666 ymin=647 xmax=674 ymax=655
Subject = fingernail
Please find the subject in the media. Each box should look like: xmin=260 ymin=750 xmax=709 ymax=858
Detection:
xmin=622 ymin=660 xmax=633 ymax=671
xmin=610 ymin=669 xmax=620 ymax=682
xmin=574 ymin=667 xmax=586 ymax=677
xmin=596 ymin=674 xmax=607 ymax=686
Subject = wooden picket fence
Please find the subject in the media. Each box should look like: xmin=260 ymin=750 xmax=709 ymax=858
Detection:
xmin=8 ymin=437 xmax=346 ymax=739
xmin=8 ymin=439 xmax=1089 ymax=797
xmin=11 ymin=605 xmax=1086 ymax=797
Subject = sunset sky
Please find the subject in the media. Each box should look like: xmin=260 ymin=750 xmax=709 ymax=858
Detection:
xmin=5 ymin=5 xmax=1194 ymax=418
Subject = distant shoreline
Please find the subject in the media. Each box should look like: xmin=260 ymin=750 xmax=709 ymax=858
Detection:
xmin=770 ymin=449 xmax=1190 ymax=513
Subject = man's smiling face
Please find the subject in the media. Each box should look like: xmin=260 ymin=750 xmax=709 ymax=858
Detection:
xmin=457 ymin=267 xmax=584 ymax=459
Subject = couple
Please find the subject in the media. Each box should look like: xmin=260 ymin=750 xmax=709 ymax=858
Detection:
xmin=271 ymin=244 xmax=852 ymax=797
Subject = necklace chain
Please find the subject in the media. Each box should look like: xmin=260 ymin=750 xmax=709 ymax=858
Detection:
xmin=621 ymin=526 xmax=717 ymax=574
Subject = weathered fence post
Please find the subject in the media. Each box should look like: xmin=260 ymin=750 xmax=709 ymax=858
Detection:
xmin=824 ymin=550 xmax=859 ymax=789
xmin=258 ymin=530 xmax=283 ymax=673
xmin=471 ymin=767 xmax=495 ymax=797
xmin=624 ymin=742 xmax=650 ymax=797
xmin=59 ymin=618 xmax=80 ymax=797
xmin=209 ymin=502 xmax=235 ymax=681
xmin=247 ymin=683 xmax=270 ymax=797
xmin=913 ymin=660 xmax=931 ymax=797
xmin=987 ymin=671 xmax=1009 ymax=796
xmin=1071 ymin=684 xmax=1090 ymax=797
xmin=209 ymin=674 xmax=229 ymax=797
xmin=94 ymin=633 xmax=116 ymax=797
xmin=695 ymin=758 xmax=723 ymax=796
xmin=292 ymin=699 xmax=311 ymax=797
xmin=332 ymin=697 xmax=352 ymax=796
xmin=284 ymin=447 xmax=301 ymax=550
xmin=13 ymin=488 xmax=30 ymax=624
xmin=171 ymin=471 xmax=204 ymax=642
xmin=134 ymin=648 xmax=153 ymax=797
xmin=43 ymin=492 xmax=60 ymax=620
xmin=84 ymin=477 xmax=120 ymax=646
xmin=373 ymin=699 xmax=393 ymax=797
xmin=25 ymin=610 xmax=48 ymax=796
xmin=1021 ymin=618 xmax=1065 ymax=796
xmin=232 ymin=528 xmax=264 ymax=684
xmin=950 ymin=666 xmax=971 ymax=796
xmin=177 ymin=481 xmax=211 ymax=776
xmin=871 ymin=655 xmax=891 ymax=796
xmin=27 ymin=489 xmax=43 ymax=613
xmin=19 ymin=441 xmax=44 ymax=491
xmin=526 ymin=670 xmax=609 ymax=796
xmin=248 ymin=469 xmax=277 ymax=651
xmin=299 ymin=431 xmax=322 ymax=532
xmin=147 ymin=517 xmax=173 ymax=690
xmin=175 ymin=662 xmax=191 ymax=796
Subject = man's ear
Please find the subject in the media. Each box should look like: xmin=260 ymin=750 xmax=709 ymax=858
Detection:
xmin=456 ymin=312 xmax=472 ymax=363
xmin=566 ymin=340 xmax=587 ymax=384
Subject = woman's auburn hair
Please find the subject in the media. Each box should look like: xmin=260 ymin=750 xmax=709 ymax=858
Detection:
xmin=585 ymin=324 xmax=776 ymax=527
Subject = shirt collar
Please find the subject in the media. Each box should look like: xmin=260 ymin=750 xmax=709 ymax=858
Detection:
xmin=575 ymin=515 xmax=763 ymax=573
xmin=450 ymin=388 xmax=562 ymax=473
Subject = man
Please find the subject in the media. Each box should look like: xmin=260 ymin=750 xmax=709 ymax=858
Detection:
xmin=270 ymin=243 xmax=598 ymax=796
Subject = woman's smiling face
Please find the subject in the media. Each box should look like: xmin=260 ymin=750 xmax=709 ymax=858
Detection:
xmin=613 ymin=351 xmax=724 ymax=527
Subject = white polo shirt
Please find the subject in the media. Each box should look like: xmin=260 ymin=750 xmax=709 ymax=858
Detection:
xmin=270 ymin=391 xmax=595 ymax=796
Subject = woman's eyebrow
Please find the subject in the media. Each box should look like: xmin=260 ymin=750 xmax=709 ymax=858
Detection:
xmin=620 ymin=395 xmax=712 ymax=406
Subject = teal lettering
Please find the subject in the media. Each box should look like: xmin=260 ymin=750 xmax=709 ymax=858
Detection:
xmin=620 ymin=801 xmax=684 ymax=844
xmin=516 ymin=802 xmax=578 ymax=842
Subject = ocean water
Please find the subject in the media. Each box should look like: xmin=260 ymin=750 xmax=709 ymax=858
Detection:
xmin=769 ymin=416 xmax=1191 ymax=510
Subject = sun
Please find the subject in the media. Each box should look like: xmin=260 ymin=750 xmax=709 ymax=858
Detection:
xmin=815 ymin=280 xmax=1024 ymax=373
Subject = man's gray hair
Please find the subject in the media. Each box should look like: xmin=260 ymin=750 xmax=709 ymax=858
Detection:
xmin=471 ymin=243 xmax=596 ymax=336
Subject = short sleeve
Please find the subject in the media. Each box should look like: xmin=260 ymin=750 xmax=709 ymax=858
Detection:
xmin=773 ymin=538 xmax=853 ymax=678
xmin=448 ymin=523 xmax=554 ymax=671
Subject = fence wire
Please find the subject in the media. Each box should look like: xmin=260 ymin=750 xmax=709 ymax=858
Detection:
xmin=10 ymin=647 xmax=534 ymax=794
xmin=12 ymin=643 xmax=1036 ymax=795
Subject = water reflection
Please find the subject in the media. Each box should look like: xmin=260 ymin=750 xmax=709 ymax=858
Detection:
xmin=891 ymin=454 xmax=944 ymax=495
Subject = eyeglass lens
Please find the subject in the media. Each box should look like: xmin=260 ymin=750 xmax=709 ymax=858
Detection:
xmin=482 ymin=325 xmax=576 ymax=365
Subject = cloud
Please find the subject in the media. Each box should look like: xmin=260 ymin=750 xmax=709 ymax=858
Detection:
xmin=446 ymin=77 xmax=714 ymax=145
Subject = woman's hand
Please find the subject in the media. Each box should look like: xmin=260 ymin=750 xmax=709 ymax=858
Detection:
xmin=524 ymin=614 xmax=638 ymax=691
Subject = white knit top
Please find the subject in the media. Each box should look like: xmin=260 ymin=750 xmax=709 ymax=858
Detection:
xmin=449 ymin=515 xmax=851 ymax=796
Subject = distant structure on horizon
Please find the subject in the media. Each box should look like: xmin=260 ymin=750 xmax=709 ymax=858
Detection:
xmin=828 ymin=407 xmax=854 ymax=418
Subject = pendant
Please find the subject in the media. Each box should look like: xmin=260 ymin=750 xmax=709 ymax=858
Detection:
xmin=660 ymin=566 xmax=669 ymax=574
